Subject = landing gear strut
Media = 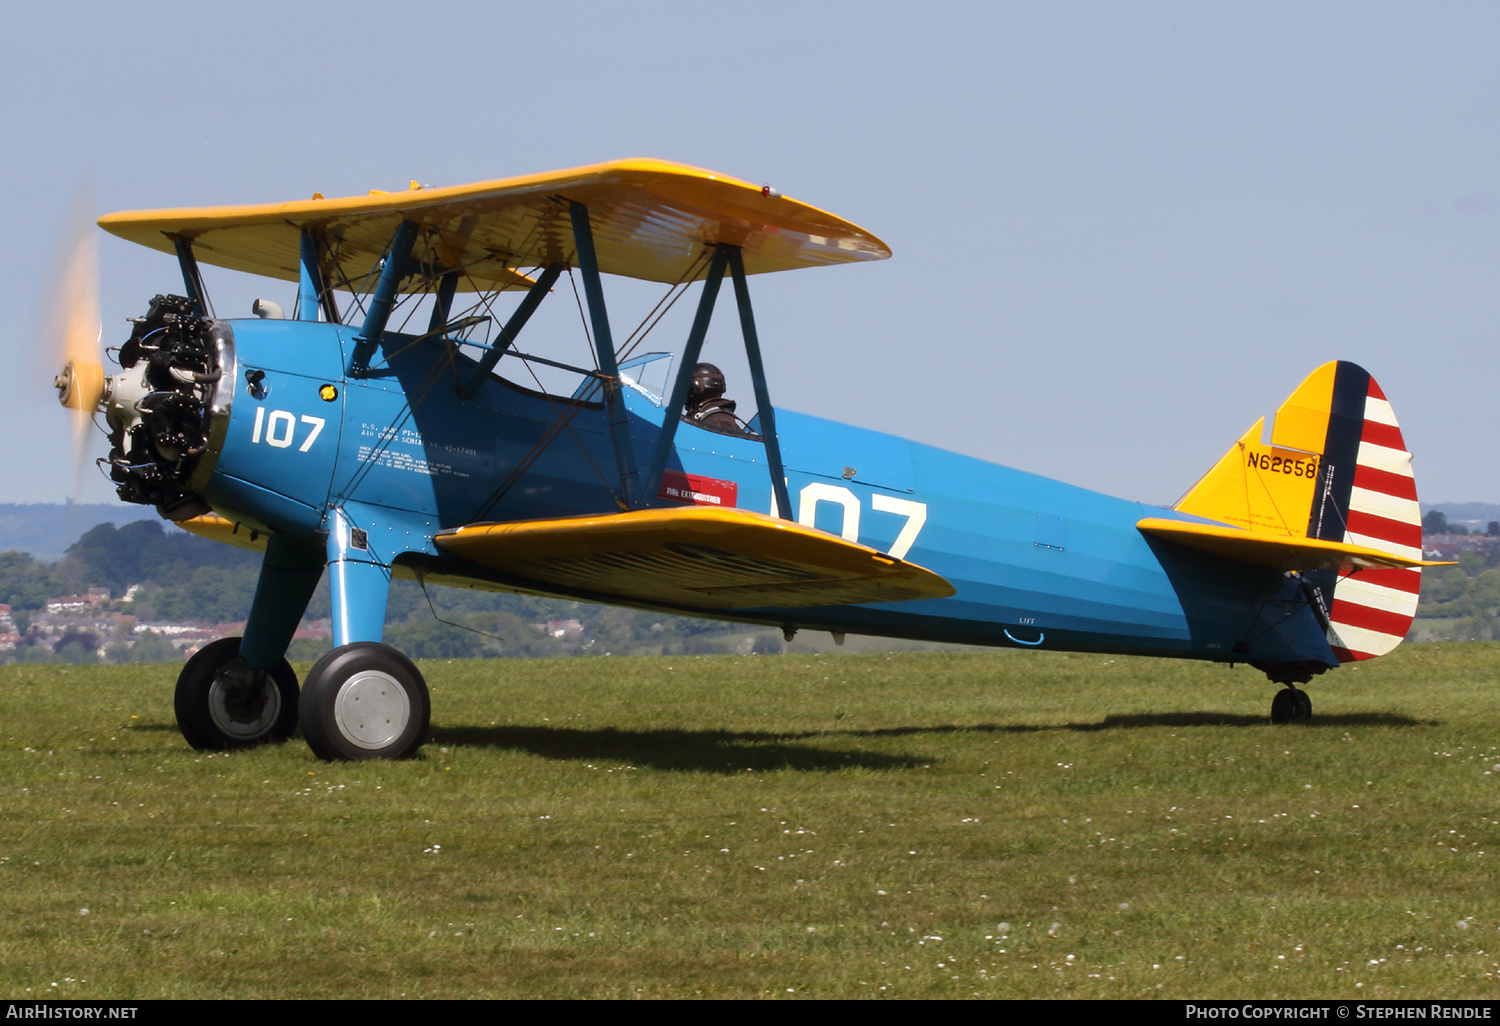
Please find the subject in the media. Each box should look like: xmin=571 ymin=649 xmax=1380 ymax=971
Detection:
xmin=299 ymin=643 xmax=430 ymax=760
xmin=175 ymin=637 xmax=299 ymax=749
xmin=1270 ymin=686 xmax=1312 ymax=724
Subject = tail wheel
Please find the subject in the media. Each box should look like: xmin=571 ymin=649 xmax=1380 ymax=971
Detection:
xmin=299 ymin=642 xmax=430 ymax=761
xmin=175 ymin=636 xmax=299 ymax=750
xmin=1270 ymin=687 xmax=1312 ymax=725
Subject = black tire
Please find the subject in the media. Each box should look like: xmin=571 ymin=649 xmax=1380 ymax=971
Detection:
xmin=174 ymin=636 xmax=299 ymax=750
xmin=1270 ymin=686 xmax=1313 ymax=724
xmin=299 ymin=642 xmax=430 ymax=761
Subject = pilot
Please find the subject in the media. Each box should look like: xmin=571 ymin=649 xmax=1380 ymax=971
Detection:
xmin=682 ymin=362 xmax=754 ymax=436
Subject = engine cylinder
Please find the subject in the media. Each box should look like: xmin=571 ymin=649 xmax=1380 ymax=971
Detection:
xmin=104 ymin=295 xmax=233 ymax=520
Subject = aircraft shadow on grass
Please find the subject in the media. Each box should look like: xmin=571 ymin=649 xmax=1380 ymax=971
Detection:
xmin=133 ymin=708 xmax=1434 ymax=770
xmin=428 ymin=724 xmax=927 ymax=773
xmin=427 ymin=710 xmax=1435 ymax=773
xmin=1026 ymin=710 xmax=1437 ymax=731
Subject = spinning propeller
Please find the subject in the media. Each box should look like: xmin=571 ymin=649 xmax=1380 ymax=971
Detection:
xmin=47 ymin=215 xmax=224 ymax=517
xmin=49 ymin=226 xmax=105 ymax=471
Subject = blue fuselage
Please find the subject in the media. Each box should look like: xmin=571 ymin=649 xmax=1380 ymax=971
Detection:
xmin=205 ymin=319 xmax=1337 ymax=670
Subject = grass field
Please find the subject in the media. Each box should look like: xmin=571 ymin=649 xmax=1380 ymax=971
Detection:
xmin=1 ymin=644 xmax=1496 ymax=999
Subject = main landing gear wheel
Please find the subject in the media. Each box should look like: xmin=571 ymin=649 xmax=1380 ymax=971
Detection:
xmin=1270 ymin=687 xmax=1313 ymax=724
xmin=299 ymin=642 xmax=430 ymax=761
xmin=174 ymin=636 xmax=300 ymax=750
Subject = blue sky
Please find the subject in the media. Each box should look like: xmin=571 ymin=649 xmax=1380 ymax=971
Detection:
xmin=4 ymin=1 xmax=1496 ymax=507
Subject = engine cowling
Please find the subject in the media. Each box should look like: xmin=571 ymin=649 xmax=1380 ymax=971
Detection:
xmin=102 ymin=295 xmax=234 ymax=520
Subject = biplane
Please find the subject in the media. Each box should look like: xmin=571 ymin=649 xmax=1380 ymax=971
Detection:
xmin=51 ymin=159 xmax=1438 ymax=760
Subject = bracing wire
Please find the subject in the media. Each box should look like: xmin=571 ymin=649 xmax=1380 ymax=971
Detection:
xmin=418 ymin=577 xmax=518 ymax=647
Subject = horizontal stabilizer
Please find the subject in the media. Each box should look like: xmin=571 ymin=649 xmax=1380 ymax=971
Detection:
xmin=1137 ymin=517 xmax=1447 ymax=573
xmin=435 ymin=507 xmax=954 ymax=611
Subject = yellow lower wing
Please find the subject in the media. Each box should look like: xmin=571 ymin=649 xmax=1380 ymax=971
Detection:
xmin=435 ymin=507 xmax=954 ymax=610
xmin=1137 ymin=517 xmax=1447 ymax=573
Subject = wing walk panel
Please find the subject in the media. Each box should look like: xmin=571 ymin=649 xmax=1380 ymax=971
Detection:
xmin=434 ymin=507 xmax=953 ymax=611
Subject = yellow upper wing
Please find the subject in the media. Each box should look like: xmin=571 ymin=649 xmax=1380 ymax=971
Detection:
xmin=435 ymin=506 xmax=953 ymax=611
xmin=98 ymin=158 xmax=891 ymax=292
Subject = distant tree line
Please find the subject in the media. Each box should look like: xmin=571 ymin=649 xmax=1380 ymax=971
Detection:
xmin=1414 ymin=511 xmax=1500 ymax=640
xmin=1422 ymin=510 xmax=1500 ymax=537
xmin=1415 ymin=549 xmax=1500 ymax=641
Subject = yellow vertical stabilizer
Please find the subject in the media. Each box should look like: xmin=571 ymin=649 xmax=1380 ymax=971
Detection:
xmin=1173 ymin=363 xmax=1336 ymax=537
xmin=1268 ymin=361 xmax=1336 ymax=452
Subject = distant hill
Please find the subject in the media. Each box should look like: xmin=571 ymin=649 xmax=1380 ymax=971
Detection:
xmin=0 ymin=503 xmax=175 ymax=562
xmin=1424 ymin=502 xmax=1500 ymax=531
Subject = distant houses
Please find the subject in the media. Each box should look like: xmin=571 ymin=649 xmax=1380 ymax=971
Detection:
xmin=0 ymin=602 xmax=17 ymax=651
xmin=2 ymin=586 xmax=331 ymax=661
xmin=44 ymin=588 xmax=111 ymax=614
xmin=1422 ymin=529 xmax=1500 ymax=562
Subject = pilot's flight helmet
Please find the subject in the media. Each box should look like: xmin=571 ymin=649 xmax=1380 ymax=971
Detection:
xmin=687 ymin=363 xmax=726 ymax=404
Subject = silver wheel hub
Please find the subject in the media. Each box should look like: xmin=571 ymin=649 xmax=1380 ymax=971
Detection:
xmin=207 ymin=674 xmax=280 ymax=739
xmin=334 ymin=670 xmax=411 ymax=750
